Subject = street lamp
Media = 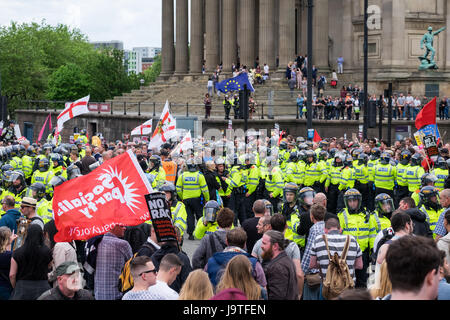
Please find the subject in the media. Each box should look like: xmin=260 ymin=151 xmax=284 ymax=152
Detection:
xmin=140 ymin=78 xmax=145 ymax=86
xmin=306 ymin=0 xmax=313 ymax=134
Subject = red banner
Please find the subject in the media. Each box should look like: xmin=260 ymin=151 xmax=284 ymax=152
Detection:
xmin=53 ymin=150 xmax=153 ymax=242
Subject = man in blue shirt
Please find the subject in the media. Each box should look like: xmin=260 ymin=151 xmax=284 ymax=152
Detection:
xmin=0 ymin=196 xmax=21 ymax=234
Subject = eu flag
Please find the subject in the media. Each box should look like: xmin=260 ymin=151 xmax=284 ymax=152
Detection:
xmin=215 ymin=72 xmax=255 ymax=94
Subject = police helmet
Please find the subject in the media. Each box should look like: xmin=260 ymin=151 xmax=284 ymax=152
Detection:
xmin=375 ymin=193 xmax=394 ymax=219
xmin=421 ymin=173 xmax=438 ymax=187
xmin=319 ymin=150 xmax=329 ymax=161
xmin=436 ymin=157 xmax=448 ymax=170
xmin=343 ymin=155 xmax=353 ymax=167
xmin=4 ymin=146 xmax=12 ymax=159
xmin=279 ymin=141 xmax=288 ymax=150
xmin=319 ymin=140 xmax=329 ymax=149
xmin=399 ymin=149 xmax=412 ymax=165
xmin=50 ymin=153 xmax=64 ymax=167
xmin=289 ymin=151 xmax=298 ymax=163
xmin=370 ymin=148 xmax=381 ymax=160
xmin=38 ymin=158 xmax=50 ymax=172
xmin=42 ymin=143 xmax=53 ymax=152
xmin=305 ymin=141 xmax=313 ymax=150
xmin=159 ymin=181 xmax=177 ymax=201
xmin=298 ymin=186 xmax=316 ymax=209
xmin=18 ymin=145 xmax=26 ymax=157
xmin=351 ymin=148 xmax=363 ymax=159
xmin=305 ymin=150 xmax=316 ymax=163
xmin=2 ymin=170 xmax=13 ymax=189
xmin=10 ymin=145 xmax=19 ymax=158
xmin=80 ymin=129 xmax=87 ymax=136
xmin=10 ymin=170 xmax=25 ymax=188
xmin=298 ymin=143 xmax=308 ymax=151
xmin=67 ymin=164 xmax=82 ymax=180
xmin=344 ymin=189 xmax=362 ymax=214
xmin=186 ymin=158 xmax=197 ymax=172
xmin=357 ymin=152 xmax=369 ymax=165
xmin=283 ymin=182 xmax=299 ymax=204
xmin=329 ymin=148 xmax=338 ymax=159
xmin=379 ymin=152 xmax=391 ymax=165
xmin=149 ymin=155 xmax=162 ymax=169
xmin=49 ymin=175 xmax=67 ymax=189
xmin=264 ymin=200 xmax=274 ymax=216
xmin=296 ymin=136 xmax=305 ymax=145
xmin=203 ymin=200 xmax=221 ymax=223
xmin=1 ymin=164 xmax=13 ymax=173
xmin=30 ymin=182 xmax=46 ymax=201
xmin=419 ymin=186 xmax=441 ymax=211
xmin=410 ymin=153 xmax=422 ymax=166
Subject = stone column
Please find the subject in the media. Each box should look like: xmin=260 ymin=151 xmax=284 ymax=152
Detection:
xmin=278 ymin=0 xmax=295 ymax=70
xmin=161 ymin=0 xmax=175 ymax=77
xmin=239 ymin=0 xmax=256 ymax=68
xmin=175 ymin=0 xmax=189 ymax=75
xmin=259 ymin=0 xmax=276 ymax=69
xmin=341 ymin=0 xmax=353 ymax=72
xmin=222 ymin=0 xmax=237 ymax=73
xmin=313 ymin=0 xmax=329 ymax=71
xmin=205 ymin=0 xmax=220 ymax=72
xmin=381 ymin=0 xmax=405 ymax=69
xmin=446 ymin=0 xmax=450 ymax=70
xmin=189 ymin=0 xmax=204 ymax=74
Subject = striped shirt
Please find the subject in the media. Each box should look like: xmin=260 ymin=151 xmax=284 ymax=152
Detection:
xmin=301 ymin=221 xmax=325 ymax=274
xmin=310 ymin=230 xmax=362 ymax=281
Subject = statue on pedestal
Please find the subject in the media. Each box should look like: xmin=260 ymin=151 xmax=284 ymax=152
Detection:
xmin=419 ymin=26 xmax=446 ymax=70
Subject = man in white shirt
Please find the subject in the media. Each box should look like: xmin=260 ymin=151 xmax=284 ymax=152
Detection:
xmin=413 ymin=96 xmax=421 ymax=120
xmin=405 ymin=93 xmax=414 ymax=120
xmin=264 ymin=63 xmax=270 ymax=80
xmin=147 ymin=253 xmax=182 ymax=300
xmin=122 ymin=256 xmax=158 ymax=300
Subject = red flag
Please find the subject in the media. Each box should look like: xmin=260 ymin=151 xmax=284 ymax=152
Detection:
xmin=313 ymin=130 xmax=322 ymax=143
xmin=53 ymin=150 xmax=153 ymax=242
xmin=415 ymin=97 xmax=437 ymax=130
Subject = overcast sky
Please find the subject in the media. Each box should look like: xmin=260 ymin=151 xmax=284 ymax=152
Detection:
xmin=0 ymin=0 xmax=163 ymax=50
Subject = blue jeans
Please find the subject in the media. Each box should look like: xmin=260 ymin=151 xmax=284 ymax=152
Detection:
xmin=445 ymin=106 xmax=449 ymax=119
xmin=303 ymin=281 xmax=324 ymax=300
xmin=403 ymin=105 xmax=411 ymax=119
xmin=413 ymin=107 xmax=420 ymax=120
xmin=298 ymin=105 xmax=303 ymax=118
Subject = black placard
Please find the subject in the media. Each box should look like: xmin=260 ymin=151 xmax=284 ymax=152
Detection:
xmin=145 ymin=192 xmax=177 ymax=243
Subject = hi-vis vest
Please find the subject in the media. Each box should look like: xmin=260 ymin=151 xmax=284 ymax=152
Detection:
xmin=338 ymin=208 xmax=371 ymax=252
xmin=162 ymin=160 xmax=177 ymax=184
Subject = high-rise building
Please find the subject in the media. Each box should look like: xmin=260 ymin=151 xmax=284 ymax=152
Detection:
xmin=91 ymin=40 xmax=124 ymax=51
xmin=124 ymin=50 xmax=142 ymax=74
xmin=133 ymin=47 xmax=162 ymax=59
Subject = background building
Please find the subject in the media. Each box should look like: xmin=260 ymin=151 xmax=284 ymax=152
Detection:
xmin=91 ymin=40 xmax=124 ymax=51
xmin=124 ymin=50 xmax=142 ymax=74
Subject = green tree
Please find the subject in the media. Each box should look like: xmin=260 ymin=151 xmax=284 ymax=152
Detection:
xmin=46 ymin=63 xmax=91 ymax=101
xmin=143 ymin=54 xmax=161 ymax=84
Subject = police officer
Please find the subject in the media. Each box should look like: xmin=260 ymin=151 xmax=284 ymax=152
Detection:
xmin=404 ymin=153 xmax=425 ymax=195
xmin=367 ymin=147 xmax=381 ymax=211
xmin=337 ymin=154 xmax=355 ymax=213
xmin=9 ymin=145 xmax=22 ymax=171
xmin=373 ymin=152 xmax=396 ymax=199
xmin=66 ymin=163 xmax=82 ymax=180
xmin=215 ymin=158 xmax=231 ymax=208
xmin=147 ymin=155 xmax=166 ymax=190
xmin=325 ymin=153 xmax=344 ymax=214
xmin=0 ymin=121 xmax=16 ymax=144
xmin=411 ymin=173 xmax=437 ymax=206
xmin=285 ymin=151 xmax=300 ymax=185
xmin=354 ymin=152 xmax=369 ymax=210
xmin=22 ymin=146 xmax=35 ymax=184
xmin=223 ymin=95 xmax=232 ymax=120
xmin=31 ymin=158 xmax=54 ymax=198
xmin=279 ymin=183 xmax=302 ymax=248
xmin=29 ymin=182 xmax=53 ymax=224
xmin=317 ymin=150 xmax=329 ymax=194
xmin=265 ymin=156 xmax=284 ymax=214
xmin=193 ymin=200 xmax=222 ymax=240
xmin=78 ymin=129 xmax=89 ymax=145
xmin=432 ymin=157 xmax=448 ymax=191
xmin=226 ymin=155 xmax=248 ymax=226
xmin=50 ymin=153 xmax=68 ymax=179
xmin=159 ymin=181 xmax=187 ymax=239
xmin=337 ymin=189 xmax=373 ymax=288
xmin=243 ymin=154 xmax=260 ymax=220
xmin=176 ymin=158 xmax=210 ymax=240
xmin=8 ymin=170 xmax=28 ymax=206
xmin=47 ymin=128 xmax=62 ymax=145
xmin=370 ymin=193 xmax=394 ymax=251
xmin=304 ymin=150 xmax=321 ymax=192
xmin=395 ymin=149 xmax=412 ymax=205
xmin=418 ymin=186 xmax=444 ymax=238
xmin=296 ymin=186 xmax=318 ymax=252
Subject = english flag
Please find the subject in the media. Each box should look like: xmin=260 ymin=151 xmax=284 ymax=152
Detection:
xmin=172 ymin=131 xmax=193 ymax=154
xmin=56 ymin=95 xmax=90 ymax=132
xmin=148 ymin=101 xmax=177 ymax=150
xmin=53 ymin=149 xmax=153 ymax=242
xmin=131 ymin=119 xmax=153 ymax=136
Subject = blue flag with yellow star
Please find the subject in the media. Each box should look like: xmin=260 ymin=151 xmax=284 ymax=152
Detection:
xmin=215 ymin=72 xmax=255 ymax=94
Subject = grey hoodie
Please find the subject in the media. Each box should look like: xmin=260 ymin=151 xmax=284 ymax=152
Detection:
xmin=192 ymin=229 xmax=228 ymax=270
xmin=437 ymin=233 xmax=450 ymax=265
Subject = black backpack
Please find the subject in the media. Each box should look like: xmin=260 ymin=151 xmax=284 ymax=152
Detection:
xmin=371 ymin=228 xmax=394 ymax=264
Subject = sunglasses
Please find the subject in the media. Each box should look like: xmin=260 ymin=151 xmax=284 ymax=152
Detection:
xmin=139 ymin=269 xmax=157 ymax=276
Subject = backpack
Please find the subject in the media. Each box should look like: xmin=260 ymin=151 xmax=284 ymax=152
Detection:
xmin=371 ymin=227 xmax=395 ymax=264
xmin=321 ymin=234 xmax=354 ymax=300
xmin=83 ymin=234 xmax=104 ymax=290
xmin=118 ymin=243 xmax=155 ymax=293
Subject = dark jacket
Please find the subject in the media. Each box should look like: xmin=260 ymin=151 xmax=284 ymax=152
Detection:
xmin=405 ymin=208 xmax=433 ymax=238
xmin=203 ymin=169 xmax=221 ymax=201
xmin=264 ymin=251 xmax=298 ymax=300
xmin=192 ymin=229 xmax=228 ymax=270
xmin=37 ymin=285 xmax=94 ymax=300
xmin=151 ymin=242 xmax=192 ymax=293
xmin=0 ymin=208 xmax=21 ymax=234
xmin=206 ymin=250 xmax=257 ymax=287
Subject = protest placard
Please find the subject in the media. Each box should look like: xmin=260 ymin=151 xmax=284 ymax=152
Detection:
xmin=145 ymin=192 xmax=177 ymax=243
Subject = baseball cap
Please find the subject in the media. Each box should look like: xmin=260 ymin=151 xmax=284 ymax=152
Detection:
xmin=55 ymin=261 xmax=80 ymax=277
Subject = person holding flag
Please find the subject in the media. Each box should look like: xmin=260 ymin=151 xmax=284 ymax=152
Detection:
xmin=148 ymin=101 xmax=177 ymax=151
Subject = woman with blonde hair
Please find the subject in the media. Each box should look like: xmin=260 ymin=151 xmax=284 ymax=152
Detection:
xmin=0 ymin=227 xmax=16 ymax=300
xmin=369 ymin=260 xmax=392 ymax=299
xmin=216 ymin=255 xmax=266 ymax=300
xmin=179 ymin=269 xmax=214 ymax=300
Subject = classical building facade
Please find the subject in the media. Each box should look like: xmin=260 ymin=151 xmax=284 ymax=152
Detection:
xmin=160 ymin=0 xmax=450 ymax=95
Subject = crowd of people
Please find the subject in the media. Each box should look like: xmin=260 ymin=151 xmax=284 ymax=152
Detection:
xmin=0 ymin=118 xmax=448 ymax=301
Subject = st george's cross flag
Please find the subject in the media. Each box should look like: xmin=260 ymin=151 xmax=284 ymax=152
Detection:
xmin=53 ymin=95 xmax=90 ymax=144
xmin=131 ymin=119 xmax=153 ymax=136
xmin=172 ymin=130 xmax=193 ymax=154
xmin=148 ymin=101 xmax=177 ymax=150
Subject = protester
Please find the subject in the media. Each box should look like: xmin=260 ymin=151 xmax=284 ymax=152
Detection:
xmin=20 ymin=197 xmax=44 ymax=230
xmin=94 ymin=224 xmax=133 ymax=300
xmin=384 ymin=235 xmax=441 ymax=300
xmin=38 ymin=261 xmax=93 ymax=300
xmin=0 ymin=227 xmax=15 ymax=300
xmin=0 ymin=196 xmax=20 ymax=233
xmin=437 ymin=211 xmax=450 ymax=264
xmin=437 ymin=250 xmax=450 ymax=300
xmin=215 ymin=255 xmax=266 ymax=300
xmin=147 ymin=253 xmax=183 ymax=300
xmin=178 ymin=269 xmax=214 ymax=300
xmin=261 ymin=230 xmax=298 ymax=300
xmin=9 ymin=224 xmax=53 ymax=300
xmin=242 ymin=199 xmax=266 ymax=254
xmin=121 ymin=256 xmax=158 ymax=300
